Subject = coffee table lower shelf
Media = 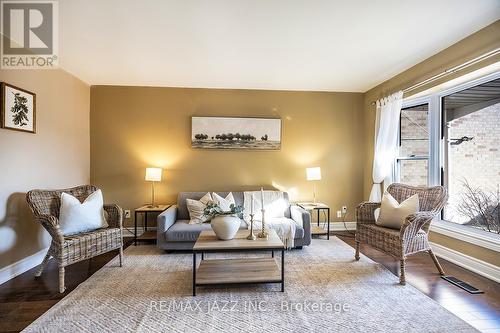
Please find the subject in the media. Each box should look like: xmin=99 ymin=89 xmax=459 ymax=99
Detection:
xmin=193 ymin=256 xmax=284 ymax=296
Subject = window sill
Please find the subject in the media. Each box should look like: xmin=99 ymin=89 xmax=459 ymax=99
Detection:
xmin=430 ymin=220 xmax=500 ymax=252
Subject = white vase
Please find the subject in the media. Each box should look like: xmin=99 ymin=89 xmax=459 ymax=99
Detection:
xmin=211 ymin=215 xmax=240 ymax=240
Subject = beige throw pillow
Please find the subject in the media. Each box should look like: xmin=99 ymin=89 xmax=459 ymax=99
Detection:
xmin=186 ymin=192 xmax=213 ymax=224
xmin=212 ymin=192 xmax=236 ymax=212
xmin=375 ymin=192 xmax=419 ymax=230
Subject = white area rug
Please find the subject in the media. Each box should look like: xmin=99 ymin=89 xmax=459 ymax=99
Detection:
xmin=23 ymin=238 xmax=476 ymax=333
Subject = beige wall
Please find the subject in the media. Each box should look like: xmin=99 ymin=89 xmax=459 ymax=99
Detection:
xmin=90 ymin=86 xmax=365 ymax=226
xmin=363 ymin=20 xmax=500 ymax=266
xmin=0 ymin=69 xmax=90 ymax=271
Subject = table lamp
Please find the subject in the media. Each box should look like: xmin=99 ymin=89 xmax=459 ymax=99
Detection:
xmin=145 ymin=167 xmax=162 ymax=208
xmin=306 ymin=167 xmax=321 ymax=205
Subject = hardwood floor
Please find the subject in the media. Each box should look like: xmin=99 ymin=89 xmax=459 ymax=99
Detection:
xmin=336 ymin=233 xmax=500 ymax=333
xmin=0 ymin=243 xmax=129 ymax=333
xmin=0 ymin=235 xmax=498 ymax=333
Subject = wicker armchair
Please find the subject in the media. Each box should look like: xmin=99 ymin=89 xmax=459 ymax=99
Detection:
xmin=355 ymin=183 xmax=448 ymax=285
xmin=26 ymin=185 xmax=123 ymax=293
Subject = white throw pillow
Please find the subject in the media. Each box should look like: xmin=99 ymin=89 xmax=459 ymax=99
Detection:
xmin=212 ymin=192 xmax=236 ymax=212
xmin=375 ymin=192 xmax=419 ymax=230
xmin=186 ymin=192 xmax=213 ymax=224
xmin=58 ymin=190 xmax=109 ymax=235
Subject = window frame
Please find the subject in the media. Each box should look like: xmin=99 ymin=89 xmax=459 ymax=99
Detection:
xmin=394 ymin=98 xmax=435 ymax=187
xmin=399 ymin=70 xmax=500 ymax=250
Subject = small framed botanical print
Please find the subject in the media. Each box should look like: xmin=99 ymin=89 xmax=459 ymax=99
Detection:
xmin=1 ymin=83 xmax=36 ymax=133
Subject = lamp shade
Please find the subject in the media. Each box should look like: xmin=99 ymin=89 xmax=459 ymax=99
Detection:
xmin=306 ymin=167 xmax=321 ymax=181
xmin=145 ymin=167 xmax=162 ymax=182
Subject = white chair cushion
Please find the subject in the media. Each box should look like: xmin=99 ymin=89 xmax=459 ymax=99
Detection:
xmin=59 ymin=190 xmax=109 ymax=235
xmin=375 ymin=191 xmax=419 ymax=230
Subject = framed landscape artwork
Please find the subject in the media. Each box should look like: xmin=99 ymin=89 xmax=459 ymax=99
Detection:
xmin=1 ymin=83 xmax=36 ymax=133
xmin=191 ymin=116 xmax=281 ymax=150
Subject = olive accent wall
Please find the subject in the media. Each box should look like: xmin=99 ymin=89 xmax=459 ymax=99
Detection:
xmin=363 ymin=20 xmax=500 ymax=266
xmin=90 ymin=86 xmax=365 ymax=227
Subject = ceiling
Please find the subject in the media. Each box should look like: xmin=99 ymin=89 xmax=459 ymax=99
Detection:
xmin=59 ymin=0 xmax=500 ymax=92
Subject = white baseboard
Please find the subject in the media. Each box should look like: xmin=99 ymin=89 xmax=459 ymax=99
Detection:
xmin=0 ymin=227 xmax=153 ymax=285
xmin=316 ymin=221 xmax=356 ymax=232
xmin=430 ymin=242 xmax=500 ymax=283
xmin=0 ymin=247 xmax=49 ymax=286
xmin=330 ymin=221 xmax=356 ymax=231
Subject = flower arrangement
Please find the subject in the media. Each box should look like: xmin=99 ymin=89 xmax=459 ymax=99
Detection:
xmin=203 ymin=201 xmax=244 ymax=219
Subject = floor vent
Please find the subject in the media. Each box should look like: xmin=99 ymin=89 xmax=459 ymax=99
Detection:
xmin=441 ymin=276 xmax=484 ymax=294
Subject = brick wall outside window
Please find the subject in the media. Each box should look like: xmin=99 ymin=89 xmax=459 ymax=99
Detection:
xmin=399 ymin=102 xmax=499 ymax=228
xmin=399 ymin=106 xmax=428 ymax=187
xmin=444 ymin=102 xmax=500 ymax=224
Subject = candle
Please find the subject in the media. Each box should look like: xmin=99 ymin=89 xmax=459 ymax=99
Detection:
xmin=260 ymin=187 xmax=264 ymax=209
xmin=251 ymin=193 xmax=254 ymax=214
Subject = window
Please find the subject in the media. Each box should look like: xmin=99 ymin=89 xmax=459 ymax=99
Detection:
xmin=442 ymin=78 xmax=500 ymax=234
xmin=396 ymin=104 xmax=429 ymax=187
xmin=396 ymin=71 xmax=500 ymax=244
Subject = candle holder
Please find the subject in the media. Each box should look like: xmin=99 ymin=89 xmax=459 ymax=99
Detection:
xmin=257 ymin=208 xmax=268 ymax=239
xmin=246 ymin=213 xmax=256 ymax=240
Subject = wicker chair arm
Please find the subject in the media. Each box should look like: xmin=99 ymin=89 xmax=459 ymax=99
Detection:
xmin=400 ymin=211 xmax=437 ymax=240
xmin=104 ymin=204 xmax=123 ymax=228
xmin=36 ymin=214 xmax=64 ymax=244
xmin=356 ymin=202 xmax=380 ymax=224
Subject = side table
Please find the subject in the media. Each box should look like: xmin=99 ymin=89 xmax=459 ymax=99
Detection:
xmin=296 ymin=202 xmax=330 ymax=240
xmin=134 ymin=204 xmax=171 ymax=245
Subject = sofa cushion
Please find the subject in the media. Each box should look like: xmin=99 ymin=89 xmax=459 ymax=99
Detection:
xmin=186 ymin=192 xmax=213 ymax=224
xmin=177 ymin=192 xmax=245 ymax=220
xmin=165 ymin=219 xmax=248 ymax=242
xmin=177 ymin=191 xmax=291 ymax=220
xmin=165 ymin=218 xmax=304 ymax=242
xmin=212 ymin=192 xmax=236 ymax=211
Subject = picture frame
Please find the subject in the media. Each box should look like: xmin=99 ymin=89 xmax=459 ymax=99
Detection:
xmin=191 ymin=116 xmax=282 ymax=150
xmin=1 ymin=82 xmax=36 ymax=134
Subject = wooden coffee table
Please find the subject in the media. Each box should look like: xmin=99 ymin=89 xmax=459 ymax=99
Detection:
xmin=192 ymin=230 xmax=285 ymax=296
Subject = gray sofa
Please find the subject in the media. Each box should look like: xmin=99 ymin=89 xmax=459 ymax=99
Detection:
xmin=157 ymin=191 xmax=312 ymax=250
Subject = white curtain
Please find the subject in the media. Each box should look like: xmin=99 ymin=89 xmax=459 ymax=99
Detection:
xmin=369 ymin=91 xmax=403 ymax=202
